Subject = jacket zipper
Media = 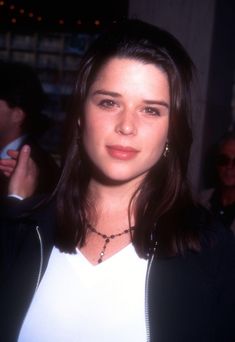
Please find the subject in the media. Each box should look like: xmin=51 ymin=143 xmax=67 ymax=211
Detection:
xmin=35 ymin=225 xmax=43 ymax=292
xmin=19 ymin=225 xmax=44 ymax=334
xmin=145 ymin=241 xmax=157 ymax=342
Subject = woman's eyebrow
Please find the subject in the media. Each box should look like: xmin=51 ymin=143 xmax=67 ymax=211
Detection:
xmin=143 ymin=100 xmax=169 ymax=109
xmin=92 ymin=90 xmax=121 ymax=97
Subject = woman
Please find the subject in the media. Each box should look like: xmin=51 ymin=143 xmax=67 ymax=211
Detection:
xmin=1 ymin=19 xmax=235 ymax=342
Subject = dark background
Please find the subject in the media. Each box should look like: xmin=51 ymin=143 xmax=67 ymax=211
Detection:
xmin=1 ymin=0 xmax=129 ymax=31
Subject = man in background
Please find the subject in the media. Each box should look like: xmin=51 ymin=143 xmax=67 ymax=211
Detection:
xmin=0 ymin=61 xmax=59 ymax=196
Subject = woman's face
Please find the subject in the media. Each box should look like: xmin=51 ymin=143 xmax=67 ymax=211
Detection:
xmin=216 ymin=139 xmax=235 ymax=187
xmin=82 ymin=57 xmax=170 ymax=185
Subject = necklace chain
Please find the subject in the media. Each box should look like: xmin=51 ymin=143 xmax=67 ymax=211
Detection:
xmin=87 ymin=223 xmax=135 ymax=263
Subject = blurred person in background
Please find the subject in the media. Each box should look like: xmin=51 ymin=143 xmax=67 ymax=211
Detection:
xmin=0 ymin=61 xmax=60 ymax=196
xmin=200 ymin=130 xmax=235 ymax=233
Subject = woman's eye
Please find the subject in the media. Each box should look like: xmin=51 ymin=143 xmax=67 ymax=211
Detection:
xmin=144 ymin=107 xmax=160 ymax=116
xmin=99 ymin=99 xmax=116 ymax=108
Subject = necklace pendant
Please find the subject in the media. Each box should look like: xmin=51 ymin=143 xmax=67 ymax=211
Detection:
xmin=98 ymin=250 xmax=105 ymax=264
xmin=87 ymin=223 xmax=135 ymax=264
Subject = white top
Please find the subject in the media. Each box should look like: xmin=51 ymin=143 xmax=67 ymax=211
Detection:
xmin=18 ymin=244 xmax=148 ymax=342
xmin=0 ymin=135 xmax=27 ymax=159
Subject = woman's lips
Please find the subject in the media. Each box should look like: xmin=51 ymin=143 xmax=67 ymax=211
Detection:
xmin=106 ymin=145 xmax=139 ymax=160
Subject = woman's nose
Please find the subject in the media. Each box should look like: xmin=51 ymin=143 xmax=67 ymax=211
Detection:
xmin=115 ymin=109 xmax=137 ymax=135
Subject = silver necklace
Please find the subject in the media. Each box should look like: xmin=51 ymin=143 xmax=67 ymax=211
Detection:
xmin=87 ymin=223 xmax=135 ymax=263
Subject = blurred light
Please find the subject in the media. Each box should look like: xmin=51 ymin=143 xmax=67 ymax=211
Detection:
xmin=59 ymin=19 xmax=64 ymax=25
xmin=10 ymin=4 xmax=15 ymax=10
xmin=76 ymin=20 xmax=82 ymax=25
xmin=11 ymin=18 xmax=16 ymax=23
xmin=94 ymin=20 xmax=100 ymax=26
xmin=37 ymin=16 xmax=42 ymax=22
xmin=0 ymin=1 xmax=5 ymax=6
xmin=28 ymin=12 xmax=34 ymax=18
xmin=19 ymin=9 xmax=25 ymax=14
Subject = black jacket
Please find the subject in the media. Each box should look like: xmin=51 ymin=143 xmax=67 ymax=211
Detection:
xmin=0 ymin=198 xmax=235 ymax=342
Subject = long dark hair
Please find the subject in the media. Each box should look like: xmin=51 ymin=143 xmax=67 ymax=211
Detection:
xmin=56 ymin=19 xmax=200 ymax=258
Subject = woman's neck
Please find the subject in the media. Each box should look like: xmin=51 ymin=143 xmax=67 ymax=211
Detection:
xmin=80 ymin=178 xmax=141 ymax=264
xmin=86 ymin=178 xmax=141 ymax=233
xmin=88 ymin=178 xmax=141 ymax=210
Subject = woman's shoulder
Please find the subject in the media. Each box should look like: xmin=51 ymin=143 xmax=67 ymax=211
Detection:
xmin=0 ymin=195 xmax=56 ymax=281
xmin=157 ymin=204 xmax=235 ymax=289
xmin=0 ymin=194 xmax=56 ymax=225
